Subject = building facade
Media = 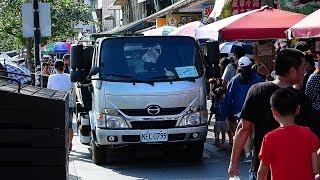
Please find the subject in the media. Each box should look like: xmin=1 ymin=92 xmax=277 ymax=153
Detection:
xmin=73 ymin=0 xmax=98 ymax=33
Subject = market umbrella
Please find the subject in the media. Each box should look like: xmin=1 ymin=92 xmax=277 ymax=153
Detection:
xmin=286 ymin=9 xmax=320 ymax=39
xmin=0 ymin=53 xmax=10 ymax=59
xmin=195 ymin=6 xmax=305 ymax=41
xmin=168 ymin=21 xmax=203 ymax=38
xmin=219 ymin=41 xmax=254 ymax=55
xmin=143 ymin=26 xmax=177 ymax=36
xmin=41 ymin=42 xmax=71 ymax=54
xmin=0 ymin=61 xmax=32 ymax=84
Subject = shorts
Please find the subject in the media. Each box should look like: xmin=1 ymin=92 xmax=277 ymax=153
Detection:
xmin=214 ymin=121 xmax=229 ymax=132
xmin=228 ymin=115 xmax=239 ymax=122
xmin=68 ymin=107 xmax=73 ymax=128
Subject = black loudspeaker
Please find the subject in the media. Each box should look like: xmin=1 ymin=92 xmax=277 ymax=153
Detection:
xmin=82 ymin=46 xmax=94 ymax=69
xmin=206 ymin=41 xmax=220 ymax=66
xmin=70 ymin=70 xmax=87 ymax=83
xmin=71 ymin=44 xmax=84 ymax=70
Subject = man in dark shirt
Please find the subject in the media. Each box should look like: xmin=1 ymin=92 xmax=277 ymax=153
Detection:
xmin=228 ymin=49 xmax=311 ymax=179
xmin=302 ymin=53 xmax=315 ymax=91
xmin=63 ymin=54 xmax=71 ymax=74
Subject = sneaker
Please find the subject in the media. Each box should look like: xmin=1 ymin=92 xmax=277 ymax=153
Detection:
xmin=243 ymin=154 xmax=252 ymax=163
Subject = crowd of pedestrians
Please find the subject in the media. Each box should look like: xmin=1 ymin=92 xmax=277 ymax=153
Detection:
xmin=207 ymin=43 xmax=320 ymax=179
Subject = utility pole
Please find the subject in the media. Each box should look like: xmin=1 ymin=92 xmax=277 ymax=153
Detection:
xmin=33 ymin=0 xmax=41 ymax=86
xmin=33 ymin=0 xmax=40 ymax=66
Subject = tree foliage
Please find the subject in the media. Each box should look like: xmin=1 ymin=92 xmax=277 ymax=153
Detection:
xmin=0 ymin=0 xmax=25 ymax=51
xmin=0 ymin=0 xmax=95 ymax=51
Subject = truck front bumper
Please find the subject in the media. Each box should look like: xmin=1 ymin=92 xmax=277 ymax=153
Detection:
xmin=95 ymin=125 xmax=207 ymax=145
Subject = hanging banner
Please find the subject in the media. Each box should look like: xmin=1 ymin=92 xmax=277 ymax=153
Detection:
xmin=202 ymin=4 xmax=214 ymax=24
xmin=279 ymin=0 xmax=320 ymax=15
xmin=166 ymin=14 xmax=201 ymax=27
xmin=231 ymin=0 xmax=261 ymax=15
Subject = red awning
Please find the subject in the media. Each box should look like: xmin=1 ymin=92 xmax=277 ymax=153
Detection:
xmin=196 ymin=6 xmax=305 ymax=40
xmin=221 ymin=7 xmax=305 ymax=40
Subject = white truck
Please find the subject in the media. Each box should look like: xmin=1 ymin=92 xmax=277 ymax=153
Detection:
xmin=71 ymin=35 xmax=211 ymax=165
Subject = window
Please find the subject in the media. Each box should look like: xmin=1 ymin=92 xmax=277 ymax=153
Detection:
xmin=99 ymin=36 xmax=204 ymax=82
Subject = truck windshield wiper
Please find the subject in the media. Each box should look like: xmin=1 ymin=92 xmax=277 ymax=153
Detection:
xmin=102 ymin=74 xmax=135 ymax=79
xmin=102 ymin=74 xmax=154 ymax=85
xmin=148 ymin=76 xmax=196 ymax=83
xmin=131 ymin=79 xmax=154 ymax=85
xmin=147 ymin=76 xmax=175 ymax=80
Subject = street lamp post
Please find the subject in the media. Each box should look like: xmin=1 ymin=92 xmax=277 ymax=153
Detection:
xmin=33 ymin=0 xmax=42 ymax=87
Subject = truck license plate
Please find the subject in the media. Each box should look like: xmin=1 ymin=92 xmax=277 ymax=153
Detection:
xmin=141 ymin=130 xmax=168 ymax=142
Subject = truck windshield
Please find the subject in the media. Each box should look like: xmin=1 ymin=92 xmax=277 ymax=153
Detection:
xmin=100 ymin=36 xmax=204 ymax=82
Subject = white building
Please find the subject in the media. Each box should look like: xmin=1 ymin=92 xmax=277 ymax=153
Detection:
xmin=74 ymin=0 xmax=100 ymax=33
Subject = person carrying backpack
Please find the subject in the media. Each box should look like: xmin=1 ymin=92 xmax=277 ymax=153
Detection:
xmin=221 ymin=46 xmax=246 ymax=87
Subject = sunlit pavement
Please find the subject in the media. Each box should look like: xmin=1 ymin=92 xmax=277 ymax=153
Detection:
xmin=68 ymin=100 xmax=250 ymax=179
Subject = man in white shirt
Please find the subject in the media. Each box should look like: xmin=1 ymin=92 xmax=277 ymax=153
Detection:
xmin=47 ymin=60 xmax=74 ymax=152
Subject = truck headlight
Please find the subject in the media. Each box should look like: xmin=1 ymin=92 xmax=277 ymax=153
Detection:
xmin=179 ymin=112 xmax=200 ymax=126
xmin=106 ymin=115 xmax=129 ymax=129
xmin=102 ymin=108 xmax=119 ymax=115
xmin=95 ymin=113 xmax=106 ymax=128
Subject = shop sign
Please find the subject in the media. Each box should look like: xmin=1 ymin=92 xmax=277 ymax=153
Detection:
xmin=166 ymin=14 xmax=201 ymax=27
xmin=202 ymin=4 xmax=214 ymax=24
xmin=257 ymin=43 xmax=273 ymax=56
xmin=231 ymin=0 xmax=261 ymax=15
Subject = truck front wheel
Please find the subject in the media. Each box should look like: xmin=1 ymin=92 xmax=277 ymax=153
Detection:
xmin=186 ymin=141 xmax=204 ymax=161
xmin=91 ymin=139 xmax=107 ymax=165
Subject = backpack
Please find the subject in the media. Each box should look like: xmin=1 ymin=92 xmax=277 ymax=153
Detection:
xmin=231 ymin=62 xmax=238 ymax=76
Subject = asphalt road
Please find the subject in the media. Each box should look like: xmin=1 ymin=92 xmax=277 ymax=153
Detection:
xmin=68 ymin=126 xmax=250 ymax=180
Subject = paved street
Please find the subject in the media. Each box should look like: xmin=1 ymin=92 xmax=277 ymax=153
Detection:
xmin=68 ymin=121 xmax=250 ymax=180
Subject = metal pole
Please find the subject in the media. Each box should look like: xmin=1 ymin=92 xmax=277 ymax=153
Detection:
xmin=33 ymin=0 xmax=42 ymax=87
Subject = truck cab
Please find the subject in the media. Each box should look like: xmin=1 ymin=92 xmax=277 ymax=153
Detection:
xmin=71 ymin=35 xmax=209 ymax=165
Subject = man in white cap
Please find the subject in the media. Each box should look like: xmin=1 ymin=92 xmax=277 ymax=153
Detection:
xmin=221 ymin=56 xmax=264 ymax=160
xmin=221 ymin=47 xmax=246 ymax=86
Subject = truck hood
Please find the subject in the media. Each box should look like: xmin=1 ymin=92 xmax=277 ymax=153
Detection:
xmin=102 ymin=80 xmax=204 ymax=109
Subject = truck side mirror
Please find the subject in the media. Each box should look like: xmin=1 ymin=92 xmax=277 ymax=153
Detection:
xmin=206 ymin=41 xmax=220 ymax=66
xmin=87 ymin=67 xmax=99 ymax=79
xmin=206 ymin=65 xmax=220 ymax=79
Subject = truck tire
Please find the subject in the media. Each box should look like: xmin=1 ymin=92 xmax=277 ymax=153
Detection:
xmin=186 ymin=142 xmax=204 ymax=161
xmin=91 ymin=139 xmax=107 ymax=165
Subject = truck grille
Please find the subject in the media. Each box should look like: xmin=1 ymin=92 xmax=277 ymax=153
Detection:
xmin=122 ymin=135 xmax=140 ymax=142
xmin=168 ymin=133 xmax=186 ymax=141
xmin=130 ymin=120 xmax=177 ymax=129
xmin=120 ymin=107 xmax=186 ymax=116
